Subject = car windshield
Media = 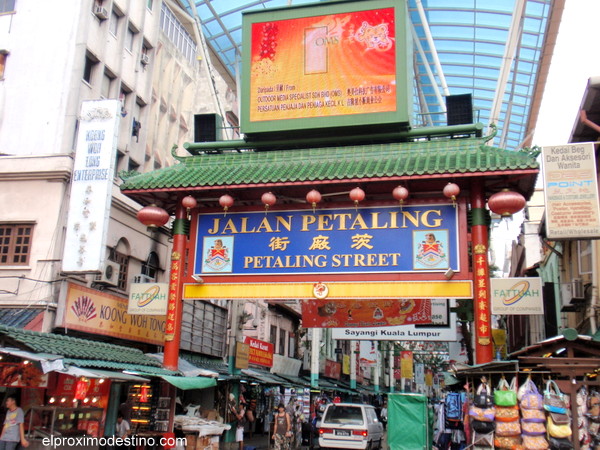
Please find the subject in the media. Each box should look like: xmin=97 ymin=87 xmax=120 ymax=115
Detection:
xmin=323 ymin=405 xmax=365 ymax=425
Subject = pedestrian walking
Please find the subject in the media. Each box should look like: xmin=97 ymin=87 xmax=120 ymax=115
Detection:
xmin=272 ymin=403 xmax=292 ymax=450
xmin=0 ymin=395 xmax=28 ymax=450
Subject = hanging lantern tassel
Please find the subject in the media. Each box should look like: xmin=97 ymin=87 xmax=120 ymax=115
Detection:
xmin=488 ymin=188 xmax=526 ymax=218
xmin=181 ymin=195 xmax=197 ymax=220
xmin=349 ymin=187 xmax=365 ymax=210
xmin=392 ymin=186 xmax=409 ymax=209
xmin=306 ymin=189 xmax=322 ymax=213
xmin=219 ymin=194 xmax=234 ymax=216
xmin=261 ymin=192 xmax=277 ymax=214
xmin=443 ymin=182 xmax=460 ymax=207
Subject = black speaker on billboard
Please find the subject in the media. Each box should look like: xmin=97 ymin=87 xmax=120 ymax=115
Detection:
xmin=194 ymin=113 xmax=221 ymax=142
xmin=446 ymin=94 xmax=473 ymax=126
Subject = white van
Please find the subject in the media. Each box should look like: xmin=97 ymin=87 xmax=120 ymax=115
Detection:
xmin=318 ymin=403 xmax=384 ymax=449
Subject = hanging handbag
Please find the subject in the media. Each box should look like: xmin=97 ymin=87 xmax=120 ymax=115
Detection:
xmin=471 ymin=419 xmax=495 ymax=433
xmin=521 ymin=408 xmax=546 ymax=423
xmin=521 ymin=420 xmax=546 ymax=436
xmin=543 ymin=380 xmax=567 ymax=415
xmin=520 ymin=379 xmax=544 ymax=410
xmin=474 ymin=381 xmax=494 ymax=408
xmin=494 ymin=435 xmax=522 ymax=449
xmin=548 ymin=411 xmax=569 ymax=425
xmin=469 ymin=405 xmax=495 ymax=422
xmin=495 ymin=420 xmax=521 ymax=436
xmin=547 ymin=415 xmax=572 ymax=439
xmin=495 ymin=405 xmax=520 ymax=422
xmin=495 ymin=377 xmax=518 ymax=407
xmin=522 ymin=435 xmax=549 ymax=449
xmin=548 ymin=436 xmax=573 ymax=450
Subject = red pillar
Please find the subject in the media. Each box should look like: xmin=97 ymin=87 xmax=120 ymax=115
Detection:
xmin=470 ymin=179 xmax=494 ymax=364
xmin=163 ymin=201 xmax=187 ymax=371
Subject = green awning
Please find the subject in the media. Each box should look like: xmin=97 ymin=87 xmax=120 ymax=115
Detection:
xmin=161 ymin=375 xmax=217 ymax=390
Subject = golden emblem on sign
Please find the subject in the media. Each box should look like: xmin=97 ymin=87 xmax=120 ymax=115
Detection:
xmin=473 ymin=244 xmax=486 ymax=255
xmin=313 ymin=282 xmax=329 ymax=299
xmin=478 ymin=337 xmax=491 ymax=345
xmin=172 ymin=251 xmax=181 ymax=260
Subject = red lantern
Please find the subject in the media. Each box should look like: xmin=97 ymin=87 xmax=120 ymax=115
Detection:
xmin=219 ymin=194 xmax=234 ymax=215
xmin=306 ymin=189 xmax=322 ymax=213
xmin=443 ymin=183 xmax=460 ymax=206
xmin=392 ymin=186 xmax=409 ymax=206
xmin=261 ymin=192 xmax=277 ymax=212
xmin=181 ymin=195 xmax=197 ymax=220
xmin=488 ymin=188 xmax=526 ymax=217
xmin=75 ymin=377 xmax=90 ymax=401
xmin=137 ymin=205 xmax=169 ymax=228
xmin=349 ymin=187 xmax=365 ymax=208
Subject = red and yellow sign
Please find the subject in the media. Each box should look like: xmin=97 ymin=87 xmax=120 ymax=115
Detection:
xmin=400 ymin=351 xmax=413 ymax=379
xmin=244 ymin=337 xmax=274 ymax=367
xmin=302 ymin=299 xmax=432 ymax=328
xmin=324 ymin=359 xmax=342 ymax=380
xmin=62 ymin=283 xmax=165 ymax=345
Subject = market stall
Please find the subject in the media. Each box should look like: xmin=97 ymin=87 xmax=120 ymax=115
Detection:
xmin=450 ymin=335 xmax=600 ymax=450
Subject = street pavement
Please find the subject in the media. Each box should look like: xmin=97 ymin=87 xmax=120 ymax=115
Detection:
xmin=221 ymin=430 xmax=389 ymax=449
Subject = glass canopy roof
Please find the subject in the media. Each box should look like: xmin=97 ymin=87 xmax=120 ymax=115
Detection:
xmin=181 ymin=0 xmax=553 ymax=149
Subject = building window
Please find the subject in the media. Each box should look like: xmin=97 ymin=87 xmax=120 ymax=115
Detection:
xmin=160 ymin=3 xmax=197 ymax=64
xmin=141 ymin=252 xmax=159 ymax=279
xmin=109 ymin=248 xmax=129 ymax=290
xmin=0 ymin=224 xmax=33 ymax=266
xmin=0 ymin=51 xmax=8 ymax=79
xmin=578 ymin=240 xmax=592 ymax=275
xmin=270 ymin=325 xmax=277 ymax=350
xmin=101 ymin=71 xmax=115 ymax=98
xmin=279 ymin=329 xmax=286 ymax=356
xmin=288 ymin=333 xmax=295 ymax=358
xmin=109 ymin=10 xmax=120 ymax=36
xmin=180 ymin=301 xmax=227 ymax=357
xmin=0 ymin=0 xmax=15 ymax=14
xmin=147 ymin=0 xmax=153 ymax=11
xmin=125 ymin=26 xmax=135 ymax=52
xmin=83 ymin=54 xmax=97 ymax=84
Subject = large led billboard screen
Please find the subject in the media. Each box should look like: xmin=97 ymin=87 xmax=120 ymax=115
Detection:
xmin=241 ymin=0 xmax=411 ymax=137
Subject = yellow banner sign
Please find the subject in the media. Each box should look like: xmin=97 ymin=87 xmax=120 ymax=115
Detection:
xmin=63 ymin=283 xmax=165 ymax=345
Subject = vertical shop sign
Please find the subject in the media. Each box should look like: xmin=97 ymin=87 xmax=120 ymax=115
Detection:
xmin=400 ymin=351 xmax=413 ymax=379
xmin=473 ymin=244 xmax=491 ymax=346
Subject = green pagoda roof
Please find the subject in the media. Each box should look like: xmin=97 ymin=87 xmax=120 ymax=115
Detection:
xmin=121 ymin=137 xmax=538 ymax=192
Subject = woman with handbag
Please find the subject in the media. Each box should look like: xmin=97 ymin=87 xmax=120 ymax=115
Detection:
xmin=272 ymin=403 xmax=292 ymax=450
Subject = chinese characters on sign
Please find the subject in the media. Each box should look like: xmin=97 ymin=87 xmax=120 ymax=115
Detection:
xmin=195 ymin=205 xmax=459 ymax=276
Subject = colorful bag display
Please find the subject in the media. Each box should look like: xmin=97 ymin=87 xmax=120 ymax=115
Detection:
xmin=522 ymin=435 xmax=549 ymax=449
xmin=543 ymin=380 xmax=567 ymax=415
xmin=495 ymin=420 xmax=521 ymax=437
xmin=547 ymin=415 xmax=572 ymax=439
xmin=521 ymin=420 xmax=546 ymax=436
xmin=521 ymin=408 xmax=546 ymax=423
xmin=495 ymin=405 xmax=520 ymax=422
xmin=548 ymin=411 xmax=569 ymax=425
xmin=520 ymin=379 xmax=544 ymax=410
xmin=495 ymin=435 xmax=522 ymax=449
xmin=495 ymin=377 xmax=518 ymax=407
xmin=474 ymin=381 xmax=494 ymax=408
xmin=469 ymin=405 xmax=495 ymax=422
xmin=548 ymin=436 xmax=574 ymax=449
xmin=472 ymin=419 xmax=495 ymax=433
xmin=473 ymin=431 xmax=494 ymax=447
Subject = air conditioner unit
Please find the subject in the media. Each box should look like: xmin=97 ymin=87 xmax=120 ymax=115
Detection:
xmin=94 ymin=261 xmax=120 ymax=286
xmin=132 ymin=274 xmax=154 ymax=284
xmin=94 ymin=6 xmax=108 ymax=20
xmin=140 ymin=54 xmax=150 ymax=65
xmin=560 ymin=278 xmax=585 ymax=310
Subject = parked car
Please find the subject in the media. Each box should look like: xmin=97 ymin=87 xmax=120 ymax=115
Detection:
xmin=318 ymin=403 xmax=384 ymax=449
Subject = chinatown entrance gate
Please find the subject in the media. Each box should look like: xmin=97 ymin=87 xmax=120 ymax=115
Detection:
xmin=120 ymin=0 xmax=539 ymax=375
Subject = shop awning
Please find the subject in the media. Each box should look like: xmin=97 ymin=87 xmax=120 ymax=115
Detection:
xmin=160 ymin=375 xmax=217 ymax=390
xmin=147 ymin=353 xmax=219 ymax=378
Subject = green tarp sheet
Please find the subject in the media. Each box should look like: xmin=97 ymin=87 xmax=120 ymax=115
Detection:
xmin=161 ymin=375 xmax=216 ymax=390
xmin=387 ymin=393 xmax=432 ymax=449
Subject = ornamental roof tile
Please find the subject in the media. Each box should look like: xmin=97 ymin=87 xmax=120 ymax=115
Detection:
xmin=0 ymin=325 xmax=162 ymax=369
xmin=120 ymin=138 xmax=538 ymax=192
